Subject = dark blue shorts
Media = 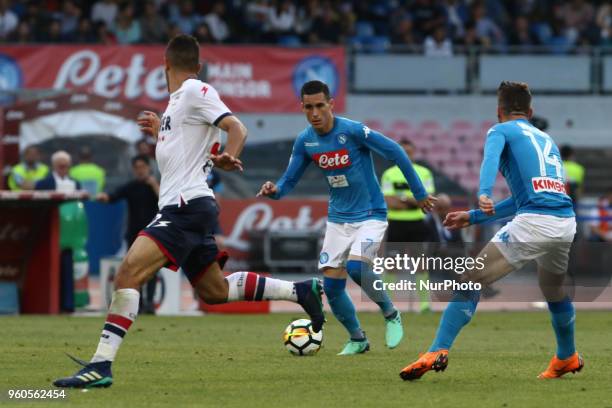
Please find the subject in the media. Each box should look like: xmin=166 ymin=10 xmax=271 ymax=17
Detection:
xmin=139 ymin=196 xmax=227 ymax=286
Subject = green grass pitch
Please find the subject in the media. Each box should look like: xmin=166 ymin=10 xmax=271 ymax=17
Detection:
xmin=2 ymin=312 xmax=612 ymax=408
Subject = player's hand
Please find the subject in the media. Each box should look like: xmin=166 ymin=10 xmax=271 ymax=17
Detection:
xmin=417 ymin=194 xmax=437 ymax=213
xmin=137 ymin=111 xmax=160 ymax=139
xmin=211 ymin=152 xmax=243 ymax=172
xmin=443 ymin=211 xmax=471 ymax=230
xmin=257 ymin=181 xmax=278 ymax=197
xmin=479 ymin=194 xmax=495 ymax=215
xmin=96 ymin=192 xmax=110 ymax=203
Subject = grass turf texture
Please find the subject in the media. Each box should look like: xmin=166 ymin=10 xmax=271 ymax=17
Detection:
xmin=1 ymin=312 xmax=611 ymax=408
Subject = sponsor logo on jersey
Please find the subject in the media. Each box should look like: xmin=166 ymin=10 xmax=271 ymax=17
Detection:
xmin=312 ymin=148 xmax=351 ymax=170
xmin=532 ymin=177 xmax=567 ymax=194
xmin=160 ymin=115 xmax=171 ymax=131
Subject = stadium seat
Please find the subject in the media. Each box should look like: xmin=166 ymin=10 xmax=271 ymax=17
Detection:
xmin=278 ymin=35 xmax=301 ymax=47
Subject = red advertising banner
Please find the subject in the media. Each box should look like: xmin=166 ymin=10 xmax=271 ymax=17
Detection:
xmin=0 ymin=45 xmax=345 ymax=113
xmin=218 ymin=198 xmax=328 ymax=269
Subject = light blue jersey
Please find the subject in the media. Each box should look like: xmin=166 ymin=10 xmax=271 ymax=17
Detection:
xmin=470 ymin=118 xmax=575 ymax=224
xmin=271 ymin=116 xmax=427 ymax=223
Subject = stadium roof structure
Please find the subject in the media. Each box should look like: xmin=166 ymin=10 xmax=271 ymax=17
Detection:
xmin=0 ymin=91 xmax=155 ymax=169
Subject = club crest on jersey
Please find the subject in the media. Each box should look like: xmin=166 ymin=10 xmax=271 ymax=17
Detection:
xmin=337 ymin=134 xmax=347 ymax=144
xmin=532 ymin=177 xmax=566 ymax=194
xmin=312 ymin=148 xmax=351 ymax=170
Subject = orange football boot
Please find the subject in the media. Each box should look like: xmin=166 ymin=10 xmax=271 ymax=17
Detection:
xmin=538 ymin=352 xmax=584 ymax=379
xmin=399 ymin=350 xmax=449 ymax=381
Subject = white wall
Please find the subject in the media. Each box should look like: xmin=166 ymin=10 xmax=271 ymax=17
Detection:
xmin=240 ymin=95 xmax=612 ymax=147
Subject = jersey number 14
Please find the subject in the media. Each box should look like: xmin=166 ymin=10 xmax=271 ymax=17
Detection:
xmin=519 ymin=123 xmax=563 ymax=179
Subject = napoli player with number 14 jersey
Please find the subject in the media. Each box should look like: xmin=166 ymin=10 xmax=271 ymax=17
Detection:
xmin=259 ymin=80 xmax=437 ymax=355
xmin=400 ymin=81 xmax=582 ymax=381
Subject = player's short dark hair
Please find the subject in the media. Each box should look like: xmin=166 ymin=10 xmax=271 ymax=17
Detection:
xmin=166 ymin=34 xmax=200 ymax=72
xmin=300 ymin=80 xmax=330 ymax=100
xmin=497 ymin=81 xmax=531 ymax=116
xmin=560 ymin=145 xmax=573 ymax=160
xmin=131 ymin=154 xmax=150 ymax=167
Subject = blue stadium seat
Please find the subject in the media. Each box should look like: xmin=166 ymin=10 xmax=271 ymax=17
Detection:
xmin=278 ymin=35 xmax=301 ymax=47
xmin=355 ymin=21 xmax=375 ymax=38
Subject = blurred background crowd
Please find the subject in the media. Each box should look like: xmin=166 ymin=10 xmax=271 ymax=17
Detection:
xmin=1 ymin=0 xmax=612 ymax=53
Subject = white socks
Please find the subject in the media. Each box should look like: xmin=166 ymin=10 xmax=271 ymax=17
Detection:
xmin=91 ymin=288 xmax=140 ymax=363
xmin=226 ymin=272 xmax=297 ymax=302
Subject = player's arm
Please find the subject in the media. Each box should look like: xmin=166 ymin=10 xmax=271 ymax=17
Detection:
xmin=257 ymin=137 xmax=310 ymax=200
xmin=478 ymin=129 xmax=506 ymax=214
xmin=444 ymin=196 xmax=517 ymax=230
xmin=359 ymin=126 xmax=436 ymax=211
xmin=213 ymin=115 xmax=247 ymax=171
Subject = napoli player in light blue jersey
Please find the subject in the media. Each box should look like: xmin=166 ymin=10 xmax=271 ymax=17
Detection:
xmin=400 ymin=81 xmax=583 ymax=380
xmin=258 ymin=80 xmax=437 ymax=355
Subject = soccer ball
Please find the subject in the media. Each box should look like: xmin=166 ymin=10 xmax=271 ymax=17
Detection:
xmin=283 ymin=319 xmax=323 ymax=356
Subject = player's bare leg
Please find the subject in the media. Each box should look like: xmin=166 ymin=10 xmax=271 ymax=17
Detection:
xmin=537 ymin=267 xmax=583 ymax=379
xmin=195 ymin=262 xmax=324 ymax=332
xmin=400 ymin=243 xmax=514 ymax=380
xmin=54 ymin=236 xmax=168 ymax=388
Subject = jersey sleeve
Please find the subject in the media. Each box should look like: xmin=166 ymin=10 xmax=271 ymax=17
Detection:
xmin=185 ymin=82 xmax=232 ymax=127
xmin=478 ymin=128 xmax=506 ymax=197
xmin=468 ymin=196 xmax=517 ymax=225
xmin=271 ymin=136 xmax=311 ymax=200
xmin=353 ymin=124 xmax=427 ymax=201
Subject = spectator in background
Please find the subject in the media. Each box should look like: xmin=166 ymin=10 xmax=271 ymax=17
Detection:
xmin=193 ymin=22 xmax=213 ymax=43
xmin=560 ymin=145 xmax=585 ymax=210
xmin=136 ymin=138 xmax=160 ymax=180
xmin=7 ymin=20 xmax=32 ymax=43
xmin=69 ymin=146 xmax=106 ymax=195
xmin=204 ymin=1 xmax=230 ymax=42
xmin=508 ymin=15 xmax=539 ymax=50
xmin=8 ymin=146 xmax=49 ymax=191
xmin=558 ymin=0 xmax=594 ymax=45
xmin=45 ymin=18 xmax=65 ymax=43
xmin=424 ymin=25 xmax=453 ymax=56
xmin=244 ymin=0 xmax=271 ymax=41
xmin=91 ymin=0 xmax=118 ymax=28
xmin=35 ymin=150 xmax=81 ymax=192
xmin=57 ymin=0 xmax=81 ymax=38
xmin=140 ymin=0 xmax=168 ymax=43
xmin=0 ymin=0 xmax=18 ymax=40
xmin=409 ymin=0 xmax=446 ymax=42
xmin=95 ymin=21 xmax=116 ymax=44
xmin=596 ymin=1 xmax=612 ymax=45
xmin=97 ymin=155 xmax=159 ymax=313
xmin=294 ymin=0 xmax=319 ymax=41
xmin=457 ymin=20 xmax=484 ymax=49
xmin=472 ymin=2 xmax=505 ymax=47
xmin=589 ymin=186 xmax=612 ymax=242
xmin=266 ymin=0 xmax=296 ymax=40
xmin=22 ymin=1 xmax=49 ymax=41
xmin=170 ymin=0 xmax=201 ymax=35
xmin=443 ymin=0 xmax=468 ymax=40
xmin=391 ymin=16 xmax=418 ymax=48
xmin=309 ymin=6 xmax=342 ymax=44
xmin=112 ymin=2 xmax=141 ymax=44
xmin=72 ymin=17 xmax=96 ymax=43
